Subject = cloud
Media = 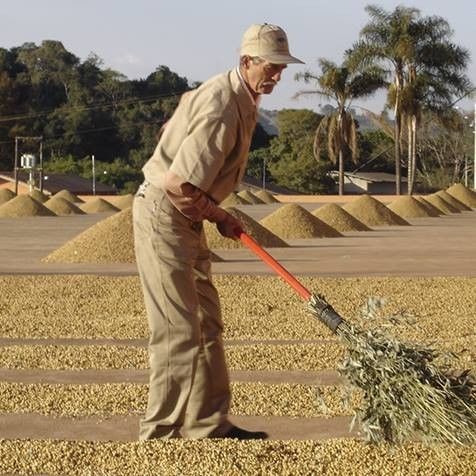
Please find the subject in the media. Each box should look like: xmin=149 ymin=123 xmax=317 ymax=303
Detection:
xmin=114 ymin=53 xmax=142 ymax=66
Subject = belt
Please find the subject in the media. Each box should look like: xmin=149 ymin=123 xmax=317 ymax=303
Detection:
xmin=136 ymin=180 xmax=203 ymax=233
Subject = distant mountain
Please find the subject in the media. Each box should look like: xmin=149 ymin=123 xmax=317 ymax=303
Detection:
xmin=319 ymin=105 xmax=381 ymax=132
xmin=354 ymin=112 xmax=379 ymax=132
xmin=258 ymin=109 xmax=279 ymax=136
xmin=258 ymin=106 xmax=381 ymax=136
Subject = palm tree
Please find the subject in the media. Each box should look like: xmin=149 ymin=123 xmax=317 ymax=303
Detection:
xmin=352 ymin=4 xmax=471 ymax=194
xmin=351 ymin=4 xmax=420 ymax=195
xmin=403 ymin=15 xmax=471 ymax=193
xmin=294 ymin=58 xmax=385 ymax=195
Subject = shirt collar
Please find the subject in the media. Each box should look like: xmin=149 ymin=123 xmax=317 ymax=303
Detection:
xmin=236 ymin=67 xmax=261 ymax=108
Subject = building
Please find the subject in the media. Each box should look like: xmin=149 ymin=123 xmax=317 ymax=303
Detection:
xmin=330 ymin=171 xmax=409 ymax=195
xmin=239 ymin=174 xmax=299 ymax=194
xmin=0 ymin=171 xmax=117 ymax=196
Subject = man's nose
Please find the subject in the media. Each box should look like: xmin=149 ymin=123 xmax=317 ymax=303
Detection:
xmin=272 ymin=71 xmax=283 ymax=82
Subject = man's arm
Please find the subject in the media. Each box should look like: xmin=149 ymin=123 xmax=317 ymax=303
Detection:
xmin=164 ymin=170 xmax=243 ymax=238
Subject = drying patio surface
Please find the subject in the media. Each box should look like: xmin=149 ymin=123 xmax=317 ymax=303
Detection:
xmin=0 ymin=200 xmax=475 ymax=474
xmin=0 ymin=204 xmax=474 ymax=276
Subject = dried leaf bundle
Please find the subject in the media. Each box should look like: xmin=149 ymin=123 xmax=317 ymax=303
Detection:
xmin=308 ymin=294 xmax=476 ymax=445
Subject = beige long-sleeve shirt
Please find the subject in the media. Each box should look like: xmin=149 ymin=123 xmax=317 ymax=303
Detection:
xmin=142 ymin=68 xmax=258 ymax=222
xmin=163 ymin=170 xmax=227 ymax=222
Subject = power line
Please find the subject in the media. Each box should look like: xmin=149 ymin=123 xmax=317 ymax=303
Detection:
xmin=0 ymin=89 xmax=191 ymax=124
xmin=352 ymin=87 xmax=476 ymax=173
xmin=0 ymin=118 xmax=164 ymax=146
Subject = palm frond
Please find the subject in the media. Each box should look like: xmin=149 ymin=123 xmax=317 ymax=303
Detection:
xmin=318 ymin=58 xmax=338 ymax=73
xmin=327 ymin=114 xmax=339 ymax=164
xmin=294 ymin=71 xmax=320 ymax=84
xmin=346 ymin=41 xmax=386 ymax=69
xmin=348 ymin=70 xmax=387 ymax=98
xmin=292 ymin=89 xmax=334 ymax=102
xmin=313 ymin=116 xmax=329 ymax=162
xmin=343 ymin=112 xmax=359 ymax=163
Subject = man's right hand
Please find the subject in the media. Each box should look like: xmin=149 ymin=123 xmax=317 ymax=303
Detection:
xmin=216 ymin=211 xmax=244 ymax=240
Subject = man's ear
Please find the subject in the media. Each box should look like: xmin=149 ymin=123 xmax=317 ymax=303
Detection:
xmin=240 ymin=55 xmax=252 ymax=69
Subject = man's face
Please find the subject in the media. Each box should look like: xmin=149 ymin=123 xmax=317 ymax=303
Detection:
xmin=242 ymin=57 xmax=287 ymax=96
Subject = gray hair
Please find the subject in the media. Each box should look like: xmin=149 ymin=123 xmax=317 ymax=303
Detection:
xmin=239 ymin=56 xmax=265 ymax=67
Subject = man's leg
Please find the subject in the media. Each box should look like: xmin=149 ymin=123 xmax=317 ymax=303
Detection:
xmin=181 ymin=239 xmax=232 ymax=438
xmin=133 ymin=191 xmax=202 ymax=440
xmin=181 ymin=235 xmax=268 ymax=440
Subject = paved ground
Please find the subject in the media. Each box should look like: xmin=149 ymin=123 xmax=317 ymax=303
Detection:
xmin=0 ymin=202 xmax=475 ymax=448
xmin=0 ymin=204 xmax=475 ymax=276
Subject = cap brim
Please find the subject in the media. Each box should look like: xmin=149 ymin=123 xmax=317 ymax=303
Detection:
xmin=260 ymin=53 xmax=305 ymax=64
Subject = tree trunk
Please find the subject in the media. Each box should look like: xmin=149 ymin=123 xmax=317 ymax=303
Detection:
xmin=393 ymin=69 xmax=404 ymax=196
xmin=409 ymin=115 xmax=417 ymax=195
xmin=338 ymin=149 xmax=344 ymax=195
xmin=338 ymin=111 xmax=345 ymax=195
xmin=407 ymin=118 xmax=412 ymax=195
xmin=394 ymin=113 xmax=402 ymax=195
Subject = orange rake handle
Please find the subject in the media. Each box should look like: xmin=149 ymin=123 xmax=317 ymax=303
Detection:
xmin=238 ymin=231 xmax=345 ymax=333
xmin=238 ymin=231 xmax=311 ymax=302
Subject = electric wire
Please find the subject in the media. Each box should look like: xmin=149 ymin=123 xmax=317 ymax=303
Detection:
xmin=0 ymin=89 xmax=191 ymax=124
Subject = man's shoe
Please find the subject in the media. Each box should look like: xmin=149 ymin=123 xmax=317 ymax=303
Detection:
xmin=221 ymin=425 xmax=268 ymax=440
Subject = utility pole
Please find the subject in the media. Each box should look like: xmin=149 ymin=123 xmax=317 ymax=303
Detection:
xmin=14 ymin=136 xmax=43 ymax=194
xmin=262 ymin=157 xmax=266 ymax=190
xmin=91 ymin=154 xmax=96 ymax=195
xmin=14 ymin=138 xmax=18 ymax=194
xmin=39 ymin=141 xmax=43 ymax=192
xmin=473 ymin=103 xmax=476 ymax=190
xmin=464 ymin=154 xmax=468 ymax=187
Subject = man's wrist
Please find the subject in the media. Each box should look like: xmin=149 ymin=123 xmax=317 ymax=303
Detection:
xmin=205 ymin=206 xmax=227 ymax=223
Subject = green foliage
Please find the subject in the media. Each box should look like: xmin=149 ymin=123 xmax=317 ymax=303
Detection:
xmin=269 ymin=135 xmax=335 ymax=194
xmin=274 ymin=109 xmax=321 ymax=139
xmin=246 ymin=109 xmax=335 ymax=194
xmin=295 ymin=55 xmax=386 ymax=194
xmin=246 ymin=147 xmax=269 ymax=181
xmin=45 ymin=154 xmax=83 ymax=175
xmin=244 ymin=123 xmax=272 ymax=180
xmin=417 ymin=109 xmax=473 ymax=192
xmin=0 ymin=26 xmax=471 ymax=196
xmin=354 ymin=4 xmax=472 ymax=193
xmin=44 ymin=154 xmax=144 ymax=193
xmin=358 ymin=129 xmax=394 ymax=172
xmin=0 ymin=42 xmax=191 ymax=190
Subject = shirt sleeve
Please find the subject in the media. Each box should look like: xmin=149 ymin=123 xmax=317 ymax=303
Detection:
xmin=169 ymin=109 xmax=237 ymax=193
xmin=163 ymin=170 xmax=227 ymax=223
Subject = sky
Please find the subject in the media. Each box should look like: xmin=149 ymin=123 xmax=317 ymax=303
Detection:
xmin=1 ymin=0 xmax=475 ymax=114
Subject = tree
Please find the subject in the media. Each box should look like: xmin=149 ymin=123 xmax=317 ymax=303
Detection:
xmin=95 ymin=69 xmax=129 ymax=111
xmin=352 ymin=5 xmax=420 ymax=194
xmin=16 ymin=40 xmax=81 ymax=106
xmin=353 ymin=4 xmax=472 ymax=194
xmin=245 ymin=123 xmax=272 ymax=182
xmin=358 ymin=129 xmax=394 ymax=172
xmin=401 ymin=15 xmax=471 ymax=193
xmin=294 ymin=57 xmax=385 ymax=194
xmin=143 ymin=66 xmax=189 ymax=97
xmin=256 ymin=109 xmax=335 ymax=194
xmin=246 ymin=147 xmax=270 ymax=184
xmin=417 ymin=109 xmax=473 ymax=191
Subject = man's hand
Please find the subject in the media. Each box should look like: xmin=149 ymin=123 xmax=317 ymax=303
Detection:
xmin=216 ymin=211 xmax=244 ymax=239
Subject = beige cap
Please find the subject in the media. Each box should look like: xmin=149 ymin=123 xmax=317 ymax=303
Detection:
xmin=240 ymin=23 xmax=304 ymax=64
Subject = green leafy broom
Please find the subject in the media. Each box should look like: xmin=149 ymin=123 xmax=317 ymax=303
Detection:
xmin=239 ymin=232 xmax=476 ymax=445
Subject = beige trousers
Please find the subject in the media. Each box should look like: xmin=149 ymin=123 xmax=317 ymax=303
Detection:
xmin=133 ymin=184 xmax=232 ymax=439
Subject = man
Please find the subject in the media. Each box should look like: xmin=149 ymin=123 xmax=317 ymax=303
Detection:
xmin=133 ymin=23 xmax=303 ymax=440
